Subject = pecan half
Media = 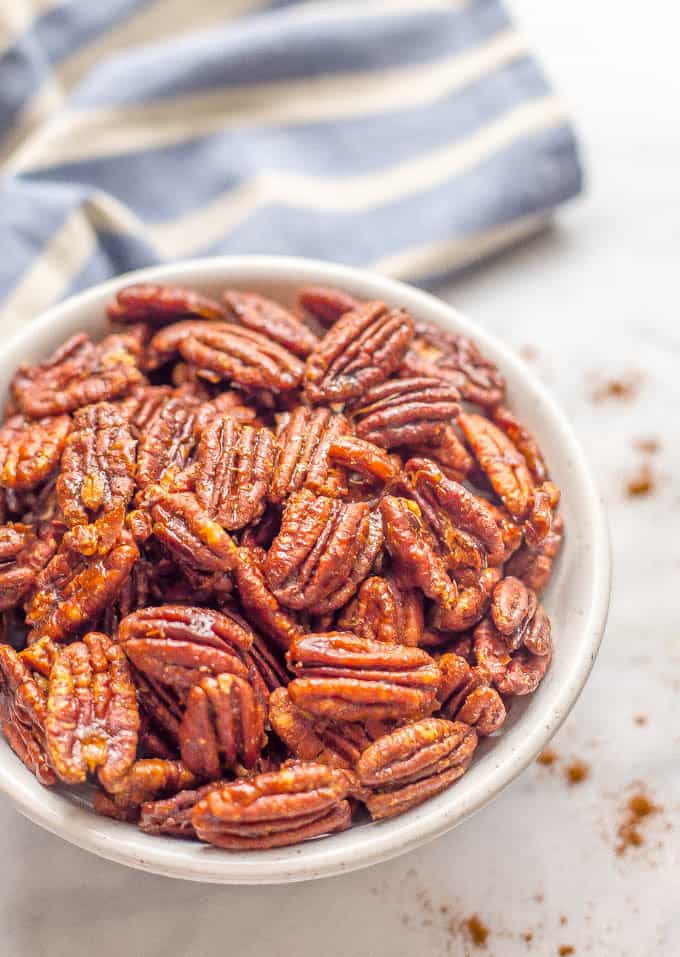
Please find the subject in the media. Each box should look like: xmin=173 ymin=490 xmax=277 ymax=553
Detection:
xmin=505 ymin=513 xmax=564 ymax=593
xmin=458 ymin=413 xmax=535 ymax=519
xmin=431 ymin=567 xmax=502 ymax=633
xmin=337 ymin=574 xmax=424 ymax=646
xmin=270 ymin=407 xmax=351 ymax=502
xmin=490 ymin=576 xmax=551 ymax=654
xmin=297 ymin=285 xmax=361 ymax=326
xmin=349 ymin=377 xmax=460 ymax=449
xmin=233 ymin=547 xmax=303 ymax=651
xmin=356 ymin=718 xmax=477 ymax=820
xmin=45 ymin=632 xmax=139 ymax=787
xmin=0 ymin=643 xmax=56 ymax=785
xmin=101 ymin=757 xmax=197 ymax=810
xmin=12 ymin=332 xmax=143 ymax=418
xmin=119 ymin=385 xmax=174 ymax=437
xmin=473 ymin=616 xmax=552 ymax=696
xmin=135 ymin=395 xmax=198 ymax=490
xmin=304 ymin=302 xmax=413 ymax=404
xmin=179 ymin=673 xmax=266 ymax=777
xmin=139 ymin=781 xmax=224 ymax=836
xmin=191 ymin=762 xmax=353 ymax=850
xmin=108 ymin=283 xmax=227 ymax=323
xmin=327 ymin=435 xmax=399 ymax=485
xmin=265 ymin=490 xmax=383 ymax=613
xmin=286 ymin=632 xmax=440 ymax=722
xmin=524 ymin=481 xmax=561 ymax=548
xmin=192 ymin=416 xmax=276 ymax=530
xmin=223 ymin=290 xmax=319 ymax=357
xmin=194 ymin=391 xmax=259 ymax=431
xmin=405 ymin=423 xmax=473 ymax=481
xmin=0 ymin=414 xmax=71 ymax=491
xmin=492 ymin=405 xmax=548 ymax=483
xmin=147 ymin=488 xmax=238 ymax=573
xmin=0 ymin=523 xmax=56 ymax=612
xmin=436 ymin=653 xmax=506 ymax=735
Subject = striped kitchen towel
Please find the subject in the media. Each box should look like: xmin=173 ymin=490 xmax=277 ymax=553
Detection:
xmin=0 ymin=0 xmax=583 ymax=330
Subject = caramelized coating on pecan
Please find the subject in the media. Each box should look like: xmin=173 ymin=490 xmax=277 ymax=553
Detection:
xmin=108 ymin=283 xmax=227 ymax=324
xmin=431 ymin=567 xmax=502 ymax=633
xmin=147 ymin=487 xmax=238 ymax=573
xmin=223 ymin=290 xmax=319 ymax=357
xmin=270 ymin=406 xmax=351 ymax=502
xmin=304 ymin=302 xmax=413 ymax=404
xmin=356 ymin=718 xmax=477 ymax=820
xmin=135 ymin=395 xmax=198 ymax=490
xmin=286 ymin=632 xmax=441 ymax=722
xmin=492 ymin=405 xmax=548 ymax=483
xmin=0 ymin=523 xmax=56 ymax=612
xmin=45 ymin=632 xmax=139 ymax=787
xmin=436 ymin=653 xmax=506 ymax=736
xmin=0 ymin=414 xmax=71 ymax=490
xmin=119 ymin=385 xmax=173 ymax=436
xmin=524 ymin=480 xmax=561 ymax=548
xmin=297 ymin=285 xmax=361 ymax=326
xmin=459 ymin=413 xmax=534 ymax=519
xmin=233 ymin=547 xmax=303 ymax=651
xmin=139 ymin=781 xmax=224 ymax=836
xmin=405 ymin=423 xmax=473 ymax=482
xmin=473 ymin=616 xmax=552 ymax=696
xmin=194 ymin=390 xmax=259 ymax=431
xmin=0 ymin=643 xmax=56 ymax=785
xmin=349 ymin=377 xmax=460 ymax=449
xmin=327 ymin=435 xmax=399 ymax=485
xmin=101 ymin=758 xmax=197 ymax=810
xmin=505 ymin=513 xmax=564 ymax=593
xmin=191 ymin=762 xmax=353 ymax=850
xmin=193 ymin=416 xmax=276 ymax=530
xmin=490 ymin=577 xmax=551 ymax=654
xmin=337 ymin=574 xmax=424 ymax=646
xmin=265 ymin=491 xmax=384 ymax=613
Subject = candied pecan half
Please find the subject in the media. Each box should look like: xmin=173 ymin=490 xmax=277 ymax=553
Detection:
xmin=223 ymin=290 xmax=319 ymax=357
xmin=286 ymin=632 xmax=440 ymax=722
xmin=524 ymin=481 xmax=561 ymax=548
xmin=265 ymin=490 xmax=383 ymax=613
xmin=119 ymin=385 xmax=174 ymax=437
xmin=101 ymin=757 xmax=197 ymax=810
xmin=118 ymin=605 xmax=254 ymax=696
xmin=0 ymin=414 xmax=71 ymax=491
xmin=349 ymin=377 xmax=460 ymax=449
xmin=147 ymin=488 xmax=238 ymax=573
xmin=270 ymin=406 xmax=351 ymax=502
xmin=135 ymin=395 xmax=198 ymax=490
xmin=380 ymin=496 xmax=457 ymax=610
xmin=337 ymin=574 xmax=424 ymax=647
xmin=405 ymin=457 xmax=504 ymax=569
xmin=327 ymin=435 xmax=399 ymax=485
xmin=473 ymin=616 xmax=552 ymax=696
xmin=25 ymin=535 xmax=139 ymax=642
xmin=505 ymin=513 xmax=564 ymax=593
xmin=233 ymin=547 xmax=303 ymax=651
xmin=490 ymin=576 xmax=551 ymax=654
xmin=45 ymin=632 xmax=139 ymax=787
xmin=194 ymin=391 xmax=259 ymax=431
xmin=431 ymin=567 xmax=502 ymax=633
xmin=402 ymin=321 xmax=505 ymax=408
xmin=304 ymin=302 xmax=413 ymax=404
xmin=179 ymin=673 xmax=266 ymax=777
xmin=405 ymin=423 xmax=473 ymax=481
xmin=459 ymin=413 xmax=534 ymax=519
xmin=356 ymin=718 xmax=477 ymax=820
xmin=0 ymin=643 xmax=56 ymax=785
xmin=492 ymin=406 xmax=548 ymax=483
xmin=247 ymin=634 xmax=289 ymax=694
xmin=139 ymin=781 xmax=224 ymax=837
xmin=436 ymin=653 xmax=506 ymax=736
xmin=0 ymin=523 xmax=56 ymax=612
xmin=297 ymin=285 xmax=361 ymax=326
xmin=192 ymin=416 xmax=276 ymax=530
xmin=12 ymin=332 xmax=143 ymax=418
xmin=192 ymin=762 xmax=353 ymax=850
xmin=56 ymin=403 xmax=136 ymax=554
xmin=134 ymin=670 xmax=183 ymax=750
xmin=18 ymin=635 xmax=58 ymax=677
xmin=487 ymin=502 xmax=524 ymax=562
xmin=108 ymin=283 xmax=227 ymax=323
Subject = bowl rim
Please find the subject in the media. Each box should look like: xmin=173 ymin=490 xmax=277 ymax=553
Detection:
xmin=0 ymin=254 xmax=611 ymax=884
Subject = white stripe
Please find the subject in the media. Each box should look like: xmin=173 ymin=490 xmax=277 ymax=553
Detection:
xmin=0 ymin=0 xmax=67 ymax=54
xmin=372 ymin=213 xmax=551 ymax=280
xmin=8 ymin=28 xmax=528 ymax=174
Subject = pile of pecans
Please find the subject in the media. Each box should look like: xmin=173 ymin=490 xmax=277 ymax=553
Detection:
xmin=0 ymin=282 xmax=562 ymax=850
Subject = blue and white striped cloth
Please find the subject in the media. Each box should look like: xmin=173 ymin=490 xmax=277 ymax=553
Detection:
xmin=0 ymin=0 xmax=582 ymax=330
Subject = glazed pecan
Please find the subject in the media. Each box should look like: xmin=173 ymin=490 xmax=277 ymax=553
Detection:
xmin=327 ymin=435 xmax=399 ymax=485
xmin=233 ymin=547 xmax=303 ymax=651
xmin=247 ymin=634 xmax=289 ymax=700
xmin=118 ymin=605 xmax=254 ymax=696
xmin=18 ymin=635 xmax=58 ymax=678
xmin=108 ymin=283 xmax=227 ymax=323
xmin=0 ymin=643 xmax=56 ymax=785
xmin=337 ymin=574 xmax=424 ymax=647
xmin=45 ymin=632 xmax=139 ymax=787
xmin=134 ymin=670 xmax=183 ymax=750
xmin=380 ymin=496 xmax=457 ymax=610
xmin=402 ymin=320 xmax=505 ymax=408
xmin=147 ymin=488 xmax=238 ymax=573
xmin=459 ymin=413 xmax=534 ymax=519
xmin=139 ymin=781 xmax=223 ymax=837
xmin=431 ymin=567 xmax=502 ymax=633
xmin=0 ymin=414 xmax=71 ymax=491
xmin=192 ymin=416 xmax=276 ymax=530
xmin=286 ymin=632 xmax=440 ymax=722
xmin=223 ymin=290 xmax=319 ymax=357
xmin=265 ymin=490 xmax=383 ymax=613
xmin=524 ymin=480 xmax=561 ymax=548
xmin=505 ymin=513 xmax=564 ymax=593
xmin=405 ymin=423 xmax=473 ymax=481
xmin=101 ymin=757 xmax=196 ymax=810
xmin=135 ymin=395 xmax=198 ymax=490
xmin=12 ymin=332 xmax=143 ymax=418
xmin=25 ymin=535 xmax=139 ymax=642
xmin=56 ymin=403 xmax=136 ymax=554
xmin=356 ymin=718 xmax=477 ymax=820
xmin=191 ymin=762 xmax=353 ymax=850
xmin=349 ymin=377 xmax=460 ymax=449
xmin=436 ymin=653 xmax=506 ymax=735
xmin=473 ymin=616 xmax=551 ymax=696
xmin=119 ymin=385 xmax=173 ymax=436
xmin=194 ymin=391 xmax=259 ymax=431
xmin=270 ymin=406 xmax=351 ymax=502
xmin=487 ymin=502 xmax=524 ymax=563
xmin=490 ymin=576 xmax=551 ymax=654
xmin=179 ymin=673 xmax=266 ymax=777
xmin=0 ymin=523 xmax=56 ymax=612
xmin=405 ymin=457 xmax=504 ymax=569
xmin=304 ymin=302 xmax=413 ymax=404
xmin=297 ymin=285 xmax=361 ymax=326
xmin=492 ymin=406 xmax=548 ymax=483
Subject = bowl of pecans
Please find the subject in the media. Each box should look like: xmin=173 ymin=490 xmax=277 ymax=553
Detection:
xmin=0 ymin=256 xmax=610 ymax=883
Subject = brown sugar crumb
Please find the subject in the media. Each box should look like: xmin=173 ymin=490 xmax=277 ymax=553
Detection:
xmin=558 ymin=947 xmax=575 ymax=956
xmin=565 ymin=760 xmax=590 ymax=786
xmin=537 ymin=748 xmax=557 ymax=767
xmin=522 ymin=931 xmax=534 ymax=944
xmin=463 ymin=915 xmax=489 ymax=948
xmin=633 ymin=437 xmax=660 ymax=454
xmin=616 ymin=791 xmax=661 ymax=855
xmin=590 ymin=372 xmax=642 ymax=403
xmin=634 ymin=714 xmax=648 ymax=726
xmin=533 ymin=893 xmax=544 ymax=904
xmin=626 ymin=463 xmax=655 ymax=497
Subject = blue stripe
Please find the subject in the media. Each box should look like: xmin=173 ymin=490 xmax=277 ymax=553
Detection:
xmin=25 ymin=57 xmax=549 ymax=220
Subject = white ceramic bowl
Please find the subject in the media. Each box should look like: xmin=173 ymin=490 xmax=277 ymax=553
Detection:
xmin=0 ymin=256 xmax=610 ymax=884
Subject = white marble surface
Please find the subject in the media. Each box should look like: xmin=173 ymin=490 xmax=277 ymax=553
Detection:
xmin=2 ymin=2 xmax=679 ymax=955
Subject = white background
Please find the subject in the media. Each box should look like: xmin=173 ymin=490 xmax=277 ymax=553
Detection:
xmin=2 ymin=2 xmax=679 ymax=954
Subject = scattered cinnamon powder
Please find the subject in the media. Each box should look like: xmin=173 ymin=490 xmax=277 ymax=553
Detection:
xmin=565 ymin=760 xmax=590 ymax=786
xmin=626 ymin=463 xmax=655 ymax=497
xmin=590 ymin=372 xmax=642 ymax=403
xmin=537 ymin=748 xmax=557 ymax=767
xmin=558 ymin=947 xmax=575 ymax=956
xmin=522 ymin=931 xmax=534 ymax=944
xmin=616 ymin=791 xmax=661 ymax=855
xmin=634 ymin=714 xmax=648 ymax=726
xmin=464 ymin=915 xmax=489 ymax=948
xmin=560 ymin=916 xmax=568 ymax=925
xmin=633 ymin=437 xmax=660 ymax=454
